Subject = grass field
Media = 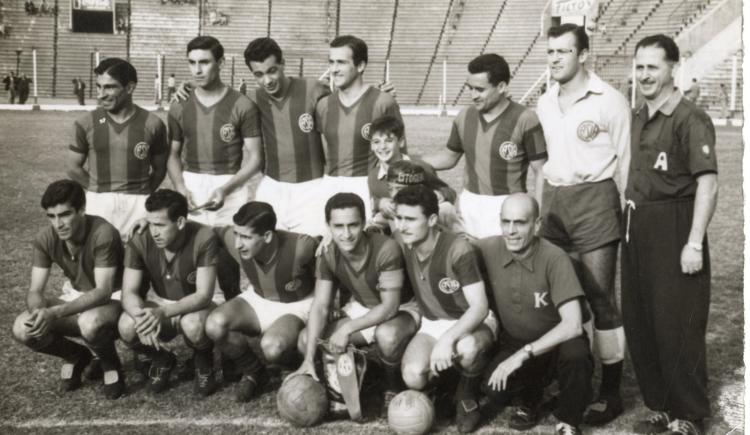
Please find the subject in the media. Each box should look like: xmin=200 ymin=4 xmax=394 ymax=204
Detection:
xmin=0 ymin=111 xmax=743 ymax=434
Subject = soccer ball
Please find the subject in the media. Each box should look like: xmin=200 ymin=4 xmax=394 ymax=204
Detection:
xmin=387 ymin=390 xmax=435 ymax=434
xmin=277 ymin=374 xmax=328 ymax=427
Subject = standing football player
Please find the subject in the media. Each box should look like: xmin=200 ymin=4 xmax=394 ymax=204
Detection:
xmin=622 ymin=34 xmax=717 ymax=435
xmin=205 ymin=201 xmax=318 ymax=402
xmin=67 ymin=58 xmax=168 ymax=240
xmin=424 ymin=54 xmax=547 ymax=239
xmin=12 ymin=180 xmax=125 ymax=399
xmin=316 ymin=35 xmax=405 ymax=219
xmin=394 ymin=185 xmax=497 ymax=433
xmin=535 ymin=24 xmax=631 ymax=424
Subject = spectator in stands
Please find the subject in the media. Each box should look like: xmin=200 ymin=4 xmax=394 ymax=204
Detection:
xmin=686 ymin=78 xmax=701 ymax=104
xmin=39 ymin=0 xmax=49 ymax=15
xmin=719 ymin=83 xmax=731 ymax=120
xmin=24 ymin=0 xmax=37 ymax=15
xmin=3 ymin=71 xmax=17 ymax=103
xmin=17 ymin=73 xmax=31 ymax=104
xmin=166 ymin=73 xmax=176 ymax=101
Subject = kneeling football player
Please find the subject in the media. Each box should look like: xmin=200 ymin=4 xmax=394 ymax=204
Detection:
xmin=478 ymin=194 xmax=593 ymax=435
xmin=12 ymin=180 xmax=125 ymax=399
xmin=393 ymin=185 xmax=497 ymax=433
xmin=118 ymin=189 xmax=220 ymax=397
xmin=205 ymin=201 xmax=318 ymax=402
xmin=291 ymin=193 xmax=419 ymax=414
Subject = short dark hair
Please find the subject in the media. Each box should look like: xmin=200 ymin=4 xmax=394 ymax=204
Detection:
xmin=145 ymin=189 xmax=188 ymax=222
xmin=330 ymin=35 xmax=368 ymax=66
xmin=41 ymin=180 xmax=85 ymax=211
xmin=393 ymin=184 xmax=439 ymax=218
xmin=233 ymin=201 xmax=277 ymax=234
xmin=244 ymin=37 xmax=284 ymax=69
xmin=467 ymin=53 xmax=510 ymax=86
xmin=635 ymin=34 xmax=679 ymax=63
xmin=187 ymin=35 xmax=224 ymax=61
xmin=325 ymin=192 xmax=365 ymax=223
xmin=94 ymin=57 xmax=138 ymax=86
xmin=370 ymin=115 xmax=404 ymax=140
xmin=547 ymin=24 xmax=589 ymax=53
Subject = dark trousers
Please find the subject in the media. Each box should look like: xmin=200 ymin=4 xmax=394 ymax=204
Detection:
xmin=621 ymin=197 xmax=711 ymax=420
xmin=482 ymin=334 xmax=593 ymax=426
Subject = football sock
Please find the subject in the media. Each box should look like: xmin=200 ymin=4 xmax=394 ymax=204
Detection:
xmin=31 ymin=335 xmax=90 ymax=363
xmin=456 ymin=370 xmax=482 ymax=402
xmin=193 ymin=346 xmax=214 ymax=372
xmin=599 ymin=361 xmax=623 ymax=398
xmin=87 ymin=340 xmax=121 ymax=372
xmin=234 ymin=349 xmax=264 ymax=376
xmin=379 ymin=356 xmax=402 ymax=392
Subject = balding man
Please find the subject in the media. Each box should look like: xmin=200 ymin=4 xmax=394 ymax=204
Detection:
xmin=477 ymin=193 xmax=593 ymax=435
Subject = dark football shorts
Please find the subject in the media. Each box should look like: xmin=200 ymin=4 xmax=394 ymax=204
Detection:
xmin=540 ymin=179 xmax=622 ymax=253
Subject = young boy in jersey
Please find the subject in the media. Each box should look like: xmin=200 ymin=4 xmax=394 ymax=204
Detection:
xmin=12 ymin=180 xmax=125 ymax=399
xmin=290 ymin=193 xmax=419 ymax=410
xmin=205 ymin=202 xmax=318 ymax=402
xmin=118 ymin=189 xmax=220 ymax=397
xmin=392 ymin=185 xmax=497 ymax=433
xmin=67 ymin=57 xmax=168 ymax=240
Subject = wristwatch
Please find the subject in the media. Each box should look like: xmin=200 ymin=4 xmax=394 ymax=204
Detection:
xmin=687 ymin=241 xmax=703 ymax=251
xmin=522 ymin=344 xmax=534 ymax=359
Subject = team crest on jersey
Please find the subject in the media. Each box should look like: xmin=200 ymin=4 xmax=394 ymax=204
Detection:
xmin=438 ymin=277 xmax=461 ymax=294
xmin=577 ymin=121 xmax=600 ymax=142
xmin=298 ymin=113 xmax=314 ymax=133
xmin=284 ymin=279 xmax=302 ymax=292
xmin=498 ymin=141 xmax=518 ymax=160
xmin=361 ymin=123 xmax=371 ymax=140
xmin=337 ymin=353 xmax=354 ymax=377
xmin=220 ymin=123 xmax=236 ymax=143
xmin=133 ymin=142 xmax=150 ymax=160
xmin=187 ymin=271 xmax=197 ymax=285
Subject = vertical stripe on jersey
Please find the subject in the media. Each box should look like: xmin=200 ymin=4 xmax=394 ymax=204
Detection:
xmin=490 ymin=105 xmax=521 ymax=195
xmin=92 ymin=110 xmax=111 ymax=192
xmin=126 ymin=110 xmax=149 ymax=192
xmin=325 ymin=95 xmax=341 ymax=175
xmin=461 ymin=109 xmax=479 ymax=193
xmin=273 ymin=236 xmax=298 ymax=302
xmin=183 ymin=102 xmax=200 ymax=170
xmin=352 ymin=89 xmax=376 ymax=176
xmin=289 ymin=80 xmax=311 ymax=182
xmin=256 ymin=91 xmax=279 ymax=178
xmin=213 ymin=92 xmax=238 ymax=171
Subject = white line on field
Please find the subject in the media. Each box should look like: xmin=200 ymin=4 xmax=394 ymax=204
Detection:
xmin=4 ymin=417 xmax=501 ymax=433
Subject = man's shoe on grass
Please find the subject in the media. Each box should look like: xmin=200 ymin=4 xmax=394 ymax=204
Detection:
xmin=234 ymin=373 xmax=262 ymax=402
xmin=583 ymin=395 xmax=624 ymax=426
xmin=102 ymin=369 xmax=125 ymax=399
xmin=194 ymin=368 xmax=217 ymax=398
xmin=134 ymin=354 xmax=152 ymax=377
xmin=633 ymin=411 xmax=671 ymax=434
xmin=668 ymin=419 xmax=704 ymax=435
xmin=148 ymin=352 xmax=176 ymax=394
xmin=60 ymin=352 xmax=92 ymax=393
xmin=509 ymin=405 xmax=540 ymax=431
xmin=455 ymin=399 xmax=481 ymax=433
xmin=556 ymin=422 xmax=582 ymax=435
xmin=83 ymin=356 xmax=103 ymax=381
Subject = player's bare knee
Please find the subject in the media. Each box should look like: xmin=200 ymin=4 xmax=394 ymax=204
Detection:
xmin=297 ymin=328 xmax=308 ymax=355
xmin=374 ymin=324 xmax=401 ymax=358
xmin=260 ymin=334 xmax=288 ymax=363
xmin=402 ymin=363 xmax=429 ymax=390
xmin=117 ymin=312 xmax=137 ymax=343
xmin=180 ymin=315 xmax=207 ymax=344
xmin=455 ymin=335 xmax=480 ymax=365
xmin=12 ymin=312 xmax=32 ymax=344
xmin=204 ymin=311 xmax=229 ymax=342
xmin=77 ymin=310 xmax=108 ymax=342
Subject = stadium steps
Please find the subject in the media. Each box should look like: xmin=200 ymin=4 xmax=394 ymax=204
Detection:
xmin=269 ymin=0 xmax=330 ymax=81
xmin=0 ymin=5 xmax=56 ymax=97
xmin=129 ymin=1 xmax=200 ymax=102
xmin=338 ymin=0 xmax=396 ymax=83
xmin=388 ymin=0 xmax=451 ymax=104
xmin=697 ymin=49 xmax=743 ymax=117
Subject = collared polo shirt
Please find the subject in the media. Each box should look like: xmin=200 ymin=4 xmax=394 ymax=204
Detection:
xmin=248 ymin=77 xmax=329 ymax=183
xmin=477 ymin=236 xmax=586 ymax=342
xmin=537 ymin=71 xmax=631 ymax=187
xmin=33 ymin=215 xmax=124 ymax=291
xmin=315 ymin=232 xmax=404 ymax=308
xmin=125 ymin=221 xmax=219 ymax=300
xmin=626 ymin=90 xmax=717 ymax=204
xmin=401 ymin=231 xmax=482 ymax=321
xmin=446 ymin=100 xmax=547 ymax=196
xmin=218 ymin=227 xmax=318 ymax=302
xmin=168 ymin=88 xmax=260 ymax=175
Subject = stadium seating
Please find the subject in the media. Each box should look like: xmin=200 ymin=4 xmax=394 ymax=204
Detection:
xmin=697 ymin=49 xmax=743 ymax=117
